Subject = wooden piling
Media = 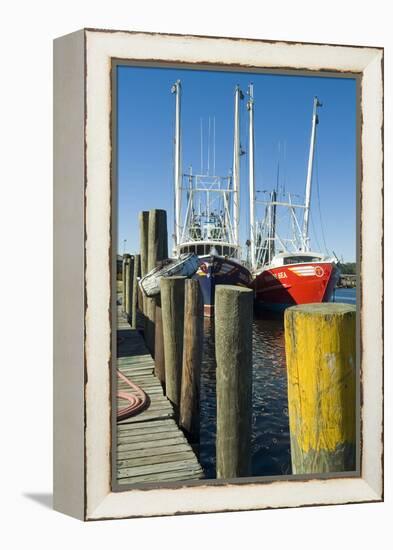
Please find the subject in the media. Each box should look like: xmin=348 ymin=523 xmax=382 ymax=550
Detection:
xmin=139 ymin=211 xmax=149 ymax=277
xmin=121 ymin=254 xmax=131 ymax=313
xmin=125 ymin=256 xmax=134 ymax=321
xmin=154 ymin=298 xmax=165 ymax=387
xmin=139 ymin=210 xmax=149 ymax=341
xmin=215 ymin=285 xmax=253 ymax=479
xmin=180 ymin=279 xmax=203 ymax=442
xmin=147 ymin=209 xmax=168 ymax=272
xmin=160 ymin=276 xmax=186 ymax=411
xmin=132 ymin=254 xmax=140 ymax=329
xmin=145 ymin=209 xmax=169 ymax=357
xmin=284 ymin=303 xmax=356 ymax=474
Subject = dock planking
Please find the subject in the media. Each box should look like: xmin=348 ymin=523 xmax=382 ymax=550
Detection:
xmin=116 ymin=302 xmax=204 ymax=485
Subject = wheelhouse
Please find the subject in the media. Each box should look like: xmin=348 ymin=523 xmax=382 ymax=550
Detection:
xmin=179 ymin=241 xmax=239 ymax=258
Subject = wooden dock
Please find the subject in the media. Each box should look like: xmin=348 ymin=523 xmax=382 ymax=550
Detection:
xmin=116 ymin=307 xmax=204 ymax=485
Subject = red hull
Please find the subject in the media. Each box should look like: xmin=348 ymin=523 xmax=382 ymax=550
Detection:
xmin=253 ymin=262 xmax=339 ymax=310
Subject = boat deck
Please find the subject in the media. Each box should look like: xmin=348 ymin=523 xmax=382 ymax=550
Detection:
xmin=116 ymin=306 xmax=204 ymax=485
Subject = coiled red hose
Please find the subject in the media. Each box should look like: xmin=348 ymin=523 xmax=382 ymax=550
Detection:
xmin=117 ymin=370 xmax=150 ymax=421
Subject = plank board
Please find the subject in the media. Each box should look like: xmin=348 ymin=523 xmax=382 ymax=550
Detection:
xmin=116 ymin=306 xmax=204 ymax=484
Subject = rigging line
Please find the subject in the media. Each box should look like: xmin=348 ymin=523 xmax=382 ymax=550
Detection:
xmin=172 ymin=105 xmax=176 ymax=243
xmin=200 ymin=118 xmax=203 ymax=174
xmin=283 ymin=140 xmax=287 ymax=196
xmin=315 ymin=139 xmax=329 ymax=255
xmin=207 ymin=116 xmax=211 ymax=175
xmin=213 ymin=116 xmax=216 ymax=176
xmin=310 ymin=211 xmax=322 ymax=252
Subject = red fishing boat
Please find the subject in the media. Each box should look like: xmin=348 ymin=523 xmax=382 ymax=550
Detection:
xmin=253 ymin=252 xmax=339 ymax=311
xmin=247 ymin=91 xmax=339 ymax=311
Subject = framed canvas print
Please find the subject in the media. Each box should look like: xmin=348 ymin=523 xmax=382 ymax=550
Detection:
xmin=53 ymin=28 xmax=383 ymax=520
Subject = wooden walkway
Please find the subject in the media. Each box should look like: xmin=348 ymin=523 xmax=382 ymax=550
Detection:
xmin=116 ymin=307 xmax=204 ymax=485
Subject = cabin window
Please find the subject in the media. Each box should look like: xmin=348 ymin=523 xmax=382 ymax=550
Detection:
xmin=197 ymin=245 xmax=204 ymax=256
xmin=284 ymin=256 xmax=320 ymax=265
xmin=216 ymin=245 xmax=222 ymax=255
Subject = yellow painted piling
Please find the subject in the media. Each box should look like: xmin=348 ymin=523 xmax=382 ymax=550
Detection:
xmin=284 ymin=303 xmax=356 ymax=474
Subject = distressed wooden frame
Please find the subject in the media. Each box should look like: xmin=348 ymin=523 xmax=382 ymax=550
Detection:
xmin=53 ymin=28 xmax=383 ymax=521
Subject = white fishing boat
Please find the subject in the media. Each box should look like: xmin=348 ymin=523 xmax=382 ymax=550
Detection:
xmin=139 ymin=252 xmax=201 ymax=297
xmin=171 ymin=80 xmax=252 ymax=316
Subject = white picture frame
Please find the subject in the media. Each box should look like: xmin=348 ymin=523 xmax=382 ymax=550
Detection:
xmin=53 ymin=28 xmax=383 ymax=520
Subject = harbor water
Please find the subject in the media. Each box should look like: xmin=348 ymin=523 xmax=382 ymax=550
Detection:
xmin=199 ymin=287 xmax=357 ymax=479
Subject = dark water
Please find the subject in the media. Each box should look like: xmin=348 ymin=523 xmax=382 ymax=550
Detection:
xmin=332 ymin=287 xmax=356 ymax=305
xmin=199 ymin=287 xmax=357 ymax=479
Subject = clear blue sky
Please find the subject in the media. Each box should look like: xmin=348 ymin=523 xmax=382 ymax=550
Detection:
xmin=117 ymin=65 xmax=357 ymax=262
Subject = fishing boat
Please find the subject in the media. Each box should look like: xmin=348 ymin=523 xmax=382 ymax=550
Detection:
xmin=171 ymin=81 xmax=252 ymax=316
xmin=139 ymin=253 xmax=201 ymax=297
xmin=248 ymin=89 xmax=340 ymax=311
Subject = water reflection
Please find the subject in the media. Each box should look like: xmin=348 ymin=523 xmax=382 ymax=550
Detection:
xmin=199 ymin=288 xmax=357 ymax=479
xmin=199 ymin=312 xmax=291 ymax=479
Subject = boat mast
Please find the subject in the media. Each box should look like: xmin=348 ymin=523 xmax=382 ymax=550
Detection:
xmin=302 ymin=96 xmax=322 ymax=252
xmin=171 ymin=80 xmax=182 ymax=252
xmin=232 ymin=85 xmax=243 ymax=255
xmin=247 ymin=83 xmax=256 ymax=271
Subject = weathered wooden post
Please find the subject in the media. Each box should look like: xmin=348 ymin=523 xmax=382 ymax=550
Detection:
xmin=131 ymin=254 xmax=140 ymax=329
xmin=139 ymin=211 xmax=149 ymax=278
xmin=145 ymin=209 xmax=168 ymax=357
xmin=139 ymin=210 xmax=149 ymax=340
xmin=135 ymin=254 xmax=143 ymax=316
xmin=284 ymin=303 xmax=356 ymax=474
xmin=147 ymin=209 xmax=168 ymax=271
xmin=215 ymin=285 xmax=253 ymax=479
xmin=160 ymin=276 xmax=186 ymax=412
xmin=154 ymin=297 xmax=165 ymax=386
xmin=180 ymin=279 xmax=203 ymax=442
xmin=125 ymin=256 xmax=134 ymax=321
xmin=121 ymin=253 xmax=131 ymax=314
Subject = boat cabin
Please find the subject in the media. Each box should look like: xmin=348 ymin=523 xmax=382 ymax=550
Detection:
xmin=178 ymin=241 xmax=239 ymax=258
xmin=269 ymin=251 xmax=328 ymax=268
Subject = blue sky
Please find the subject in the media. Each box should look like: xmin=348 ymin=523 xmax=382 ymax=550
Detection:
xmin=117 ymin=65 xmax=357 ymax=262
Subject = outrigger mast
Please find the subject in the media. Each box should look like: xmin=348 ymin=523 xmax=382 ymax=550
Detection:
xmin=247 ymin=83 xmax=256 ymax=271
xmin=171 ymin=80 xmax=182 ymax=250
xmin=302 ymin=96 xmax=322 ymax=252
xmin=232 ymin=85 xmax=243 ymax=251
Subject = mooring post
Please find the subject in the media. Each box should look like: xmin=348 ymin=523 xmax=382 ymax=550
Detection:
xmin=132 ymin=254 xmax=140 ymax=329
xmin=136 ymin=254 xmax=143 ymax=316
xmin=139 ymin=211 xmax=149 ymax=278
xmin=284 ymin=303 xmax=356 ymax=474
xmin=160 ymin=276 xmax=186 ymax=412
xmin=145 ymin=209 xmax=168 ymax=357
xmin=180 ymin=279 xmax=203 ymax=442
xmin=122 ymin=253 xmax=131 ymax=313
xmin=139 ymin=211 xmax=149 ymax=339
xmin=148 ymin=209 xmax=168 ymax=271
xmin=215 ymin=285 xmax=253 ymax=479
xmin=125 ymin=256 xmax=134 ymax=322
xmin=154 ymin=297 xmax=165 ymax=387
